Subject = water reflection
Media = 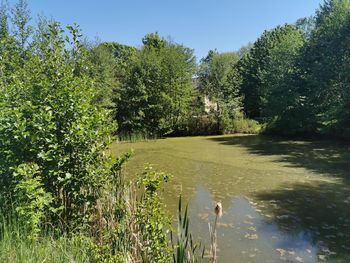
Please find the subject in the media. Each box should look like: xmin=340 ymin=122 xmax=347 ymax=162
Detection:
xmin=187 ymin=185 xmax=319 ymax=263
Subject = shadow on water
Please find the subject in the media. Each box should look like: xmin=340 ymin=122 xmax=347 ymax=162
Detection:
xmin=209 ymin=135 xmax=350 ymax=262
xmin=209 ymin=135 xmax=350 ymax=180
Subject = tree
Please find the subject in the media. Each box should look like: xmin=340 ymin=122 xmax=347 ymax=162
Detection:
xmin=237 ymin=34 xmax=271 ymax=118
xmin=198 ymin=50 xmax=242 ymax=131
xmin=199 ymin=50 xmax=240 ymax=99
xmin=237 ymin=43 xmax=253 ymax=58
xmin=87 ymin=42 xmax=119 ymax=108
xmin=237 ymin=25 xmax=305 ymax=119
xmin=115 ymin=33 xmax=196 ymax=137
xmin=142 ymin=32 xmax=166 ymax=50
xmin=293 ymin=0 xmax=350 ymax=137
xmin=295 ymin=16 xmax=315 ymax=38
xmin=0 ymin=22 xmax=116 ymax=231
xmin=11 ymin=0 xmax=32 ymax=48
xmin=260 ymin=25 xmax=304 ymax=119
xmin=0 ymin=1 xmax=9 ymax=39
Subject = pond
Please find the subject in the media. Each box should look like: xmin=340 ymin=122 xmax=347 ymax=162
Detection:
xmin=110 ymin=135 xmax=350 ymax=263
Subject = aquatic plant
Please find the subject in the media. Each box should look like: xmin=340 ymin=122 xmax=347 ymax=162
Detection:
xmin=171 ymin=196 xmax=204 ymax=263
xmin=209 ymin=202 xmax=223 ymax=263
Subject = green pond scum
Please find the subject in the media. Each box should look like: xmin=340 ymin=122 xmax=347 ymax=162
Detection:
xmin=111 ymin=135 xmax=350 ymax=263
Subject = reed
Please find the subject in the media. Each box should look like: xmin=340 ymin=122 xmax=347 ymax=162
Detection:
xmin=171 ymin=196 xmax=204 ymax=263
xmin=208 ymin=202 xmax=223 ymax=263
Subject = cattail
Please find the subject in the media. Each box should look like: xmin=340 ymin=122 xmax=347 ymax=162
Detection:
xmin=214 ymin=202 xmax=223 ymax=218
xmin=210 ymin=201 xmax=222 ymax=263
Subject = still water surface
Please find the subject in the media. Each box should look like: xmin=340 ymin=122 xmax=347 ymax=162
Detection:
xmin=110 ymin=135 xmax=350 ymax=263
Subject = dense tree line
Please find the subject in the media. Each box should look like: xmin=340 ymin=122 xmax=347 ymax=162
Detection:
xmin=229 ymin=0 xmax=350 ymax=139
xmin=115 ymin=33 xmax=196 ymax=137
xmin=65 ymin=0 xmax=350 ymax=140
xmin=87 ymin=34 xmax=198 ymax=138
xmin=91 ymin=35 xmax=260 ymax=138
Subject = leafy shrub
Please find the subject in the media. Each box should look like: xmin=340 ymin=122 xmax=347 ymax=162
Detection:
xmin=13 ymin=163 xmax=53 ymax=240
xmin=85 ymin=163 xmax=173 ymax=263
xmin=189 ymin=115 xmax=220 ymax=135
xmin=0 ymin=22 xmax=116 ymax=231
xmin=136 ymin=166 xmax=172 ymax=262
xmin=223 ymin=117 xmax=262 ymax=134
xmin=174 ymin=112 xmax=261 ymax=136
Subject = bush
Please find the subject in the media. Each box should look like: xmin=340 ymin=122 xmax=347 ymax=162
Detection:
xmin=13 ymin=163 xmax=53 ymax=240
xmin=0 ymin=22 xmax=116 ymax=231
xmin=223 ymin=117 xmax=262 ymax=134
xmin=183 ymin=115 xmax=220 ymax=136
xmin=175 ymin=113 xmax=262 ymax=136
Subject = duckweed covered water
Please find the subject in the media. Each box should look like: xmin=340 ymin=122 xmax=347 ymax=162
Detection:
xmin=110 ymin=135 xmax=350 ymax=263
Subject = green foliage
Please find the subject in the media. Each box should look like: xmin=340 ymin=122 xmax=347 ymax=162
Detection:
xmin=266 ymin=0 xmax=350 ymax=138
xmin=11 ymin=0 xmax=33 ymax=48
xmin=199 ymin=50 xmax=240 ymax=99
xmin=116 ymin=33 xmax=196 ymax=137
xmin=0 ymin=226 xmax=92 ymax=263
xmin=222 ymin=113 xmax=262 ymax=134
xmin=0 ymin=1 xmax=9 ymax=39
xmin=0 ymin=211 xmax=96 ymax=262
xmin=298 ymin=0 xmax=350 ymax=138
xmin=87 ymin=41 xmax=138 ymax=109
xmin=88 ymin=42 xmax=119 ymax=108
xmin=172 ymin=196 xmax=203 ymax=263
xmin=136 ymin=166 xmax=172 ymax=262
xmin=13 ymin=163 xmax=53 ymax=240
xmin=0 ymin=19 xmax=116 ymax=231
xmin=225 ymin=0 xmax=350 ymax=139
xmin=259 ymin=25 xmax=304 ymax=119
xmin=142 ymin=32 xmax=166 ymax=50
xmin=295 ymin=16 xmax=315 ymax=38
xmin=198 ymin=50 xmax=242 ymax=123
xmin=181 ymin=115 xmax=220 ymax=136
xmin=196 ymin=49 xmax=248 ymax=136
xmin=237 ymin=24 xmax=305 ymax=119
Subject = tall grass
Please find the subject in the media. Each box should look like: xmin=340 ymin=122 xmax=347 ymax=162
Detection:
xmin=0 ymin=213 xmax=91 ymax=263
xmin=223 ymin=117 xmax=262 ymax=134
xmin=171 ymin=196 xmax=204 ymax=263
xmin=0 ymin=189 xmax=223 ymax=263
xmin=173 ymin=115 xmax=262 ymax=136
xmin=117 ymin=131 xmax=160 ymax=142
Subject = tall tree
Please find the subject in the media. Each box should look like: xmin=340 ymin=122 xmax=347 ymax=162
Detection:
xmin=238 ymin=25 xmax=304 ymax=119
xmin=142 ymin=32 xmax=166 ymax=50
xmin=0 ymin=1 xmax=9 ymax=39
xmin=198 ymin=50 xmax=242 ymax=130
xmin=11 ymin=0 xmax=32 ymax=48
xmin=87 ymin=42 xmax=119 ymax=108
xmin=295 ymin=16 xmax=315 ymax=38
xmin=115 ymin=33 xmax=196 ymax=137
xmin=260 ymin=25 xmax=304 ymax=119
xmin=295 ymin=0 xmax=350 ymax=137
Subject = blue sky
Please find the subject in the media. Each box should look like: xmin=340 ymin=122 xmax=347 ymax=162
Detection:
xmin=11 ymin=0 xmax=323 ymax=59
